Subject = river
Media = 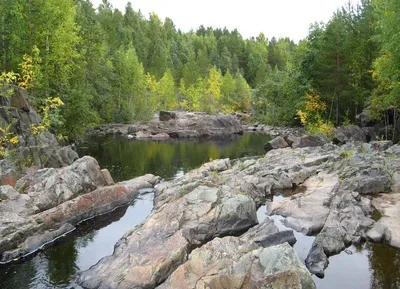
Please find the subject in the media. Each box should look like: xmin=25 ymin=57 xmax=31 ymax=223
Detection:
xmin=0 ymin=134 xmax=399 ymax=288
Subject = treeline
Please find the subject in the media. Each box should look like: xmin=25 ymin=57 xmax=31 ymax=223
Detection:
xmin=0 ymin=0 xmax=399 ymax=140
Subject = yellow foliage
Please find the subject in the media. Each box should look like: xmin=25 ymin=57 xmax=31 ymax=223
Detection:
xmin=0 ymin=123 xmax=19 ymax=159
xmin=18 ymin=54 xmax=35 ymax=89
xmin=298 ymin=89 xmax=333 ymax=138
xmin=31 ymin=97 xmax=64 ymax=136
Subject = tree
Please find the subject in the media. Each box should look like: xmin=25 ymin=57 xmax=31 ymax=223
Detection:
xmin=202 ymin=67 xmax=221 ymax=114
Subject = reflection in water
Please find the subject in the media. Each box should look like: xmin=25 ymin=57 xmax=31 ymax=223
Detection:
xmin=257 ymin=197 xmax=400 ymax=289
xmin=370 ymin=243 xmax=400 ymax=289
xmin=2 ymin=133 xmax=400 ymax=289
xmin=77 ymin=133 xmax=270 ymax=182
xmin=0 ymin=133 xmax=270 ymax=288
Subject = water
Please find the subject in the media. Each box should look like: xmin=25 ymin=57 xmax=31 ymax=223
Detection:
xmin=0 ymin=133 xmax=270 ymax=288
xmin=1 ymin=133 xmax=400 ymax=289
xmin=257 ymin=197 xmax=400 ymax=289
xmin=77 ymin=134 xmax=271 ymax=182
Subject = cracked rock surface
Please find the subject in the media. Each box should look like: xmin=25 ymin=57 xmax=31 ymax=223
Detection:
xmin=77 ymin=142 xmax=400 ymax=288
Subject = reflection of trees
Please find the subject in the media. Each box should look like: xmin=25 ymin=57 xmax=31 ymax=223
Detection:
xmin=77 ymin=133 xmax=271 ymax=182
xmin=369 ymin=243 xmax=400 ymax=289
xmin=46 ymin=238 xmax=78 ymax=286
xmin=0 ymin=257 xmax=36 ymax=289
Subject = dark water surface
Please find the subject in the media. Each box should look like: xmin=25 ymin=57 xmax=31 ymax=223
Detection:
xmin=1 ymin=133 xmax=399 ymax=288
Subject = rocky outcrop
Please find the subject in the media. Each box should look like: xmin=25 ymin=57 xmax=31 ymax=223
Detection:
xmin=333 ymin=125 xmax=367 ymax=144
xmin=264 ymin=136 xmax=289 ymax=152
xmin=90 ymin=111 xmax=244 ymax=140
xmin=78 ymin=182 xmax=258 ymax=288
xmin=159 ymin=110 xmax=177 ymax=121
xmin=74 ymin=142 xmax=400 ymax=287
xmin=0 ymin=85 xmax=78 ymax=177
xmin=158 ymin=230 xmax=315 ymax=289
xmin=0 ymin=156 xmax=160 ymax=263
xmin=244 ymin=124 xmax=303 ymax=137
xmin=77 ymin=146 xmax=340 ymax=288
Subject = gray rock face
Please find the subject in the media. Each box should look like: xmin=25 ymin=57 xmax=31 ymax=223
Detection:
xmin=264 ymin=136 xmax=289 ymax=152
xmin=333 ymin=125 xmax=366 ymax=144
xmin=0 ymin=185 xmax=19 ymax=201
xmin=15 ymin=156 xmax=107 ymax=212
xmin=90 ymin=111 xmax=244 ymax=139
xmin=292 ymin=134 xmax=329 ymax=149
xmin=157 ymin=239 xmax=315 ymax=289
xmin=305 ymin=188 xmax=374 ymax=277
xmin=0 ymin=162 xmax=160 ymax=262
xmin=159 ymin=110 xmax=177 ymax=121
xmin=0 ymin=85 xmax=79 ymax=172
xmin=366 ymin=223 xmax=385 ymax=242
xmin=0 ymin=158 xmax=19 ymax=186
xmin=78 ymin=183 xmax=258 ymax=289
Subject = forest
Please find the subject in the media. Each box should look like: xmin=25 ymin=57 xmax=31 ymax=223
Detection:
xmin=0 ymin=0 xmax=399 ymax=140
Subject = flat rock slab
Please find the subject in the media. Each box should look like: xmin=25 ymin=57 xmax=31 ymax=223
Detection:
xmin=157 ymin=240 xmax=316 ymax=289
xmin=268 ymin=172 xmax=337 ymax=235
xmin=78 ymin=185 xmax=258 ymax=289
xmin=373 ymin=193 xmax=400 ymax=248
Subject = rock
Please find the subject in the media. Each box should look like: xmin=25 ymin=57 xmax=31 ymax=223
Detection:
xmin=0 ymin=173 xmax=160 ymax=263
xmin=91 ymin=112 xmax=244 ymax=139
xmin=78 ymin=184 xmax=258 ymax=289
xmin=305 ymin=188 xmax=375 ymax=277
xmin=136 ymin=130 xmax=151 ymax=139
xmin=370 ymin=140 xmax=393 ymax=152
xmin=15 ymin=156 xmax=107 ymax=212
xmin=268 ymin=172 xmax=337 ymax=235
xmin=159 ymin=111 xmax=177 ymax=121
xmin=366 ymin=222 xmax=385 ymax=242
xmin=292 ymin=134 xmax=329 ymax=149
xmin=356 ymin=108 xmax=375 ymax=127
xmin=372 ymin=193 xmax=400 ymax=248
xmin=0 ymin=158 xmax=19 ymax=187
xmin=255 ymin=230 xmax=297 ymax=247
xmin=333 ymin=125 xmax=366 ymax=144
xmin=101 ymin=169 xmax=114 ymax=186
xmin=0 ymin=185 xmax=19 ymax=201
xmin=7 ymin=85 xmax=30 ymax=112
xmin=0 ymin=85 xmax=79 ymax=172
xmin=264 ymin=136 xmax=289 ymax=152
xmin=305 ymin=243 xmax=329 ymax=278
xmin=152 ymin=132 xmax=170 ymax=140
xmin=158 ymin=230 xmax=315 ymax=289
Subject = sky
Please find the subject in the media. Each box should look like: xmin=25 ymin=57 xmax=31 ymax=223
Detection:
xmin=91 ymin=0 xmax=361 ymax=42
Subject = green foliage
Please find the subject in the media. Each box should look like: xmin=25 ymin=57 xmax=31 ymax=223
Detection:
xmin=0 ymin=0 xmax=396 ymax=141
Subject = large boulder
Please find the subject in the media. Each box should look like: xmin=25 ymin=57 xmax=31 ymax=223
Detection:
xmin=292 ymin=134 xmax=329 ymax=149
xmin=15 ymin=156 xmax=107 ymax=212
xmin=264 ymin=136 xmax=289 ymax=152
xmin=159 ymin=111 xmax=177 ymax=121
xmin=333 ymin=125 xmax=366 ymax=144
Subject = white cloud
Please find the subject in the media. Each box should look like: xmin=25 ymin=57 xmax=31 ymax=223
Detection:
xmin=91 ymin=0 xmax=361 ymax=42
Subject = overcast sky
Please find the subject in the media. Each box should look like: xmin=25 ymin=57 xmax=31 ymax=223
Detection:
xmin=91 ymin=0 xmax=360 ymax=42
